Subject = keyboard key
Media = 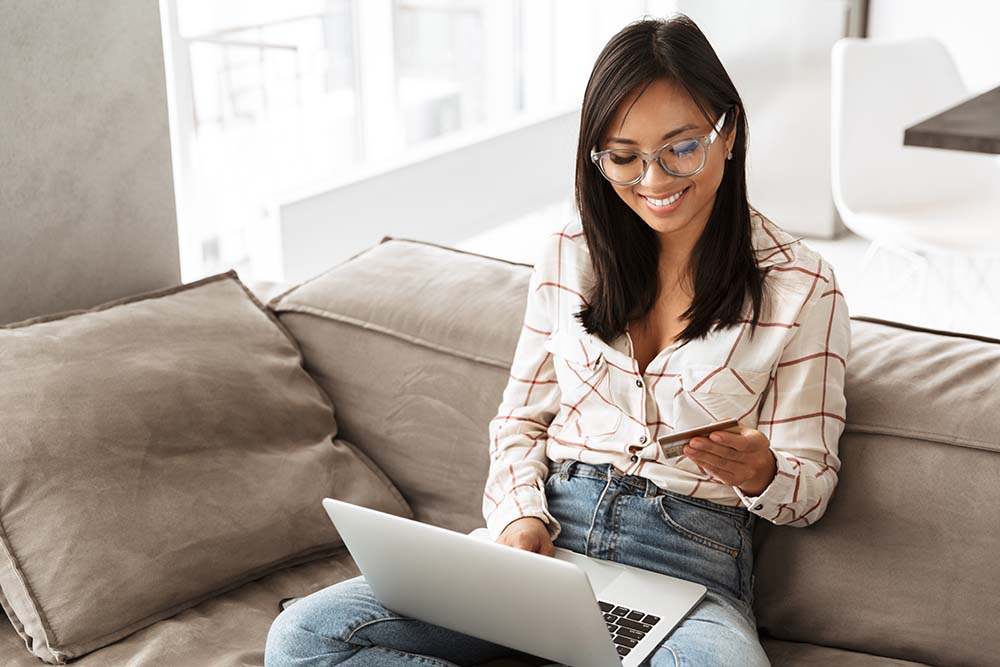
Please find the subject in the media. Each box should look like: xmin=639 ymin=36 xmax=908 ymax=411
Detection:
xmin=613 ymin=635 xmax=638 ymax=648
xmin=616 ymin=626 xmax=644 ymax=641
xmin=612 ymin=606 xmax=630 ymax=616
xmin=607 ymin=623 xmax=617 ymax=633
xmin=604 ymin=613 xmax=619 ymax=623
xmin=626 ymin=610 xmax=645 ymax=622
xmin=598 ymin=601 xmax=614 ymax=613
xmin=642 ymin=613 xmax=661 ymax=625
xmin=617 ymin=617 xmax=653 ymax=633
xmin=617 ymin=645 xmax=631 ymax=656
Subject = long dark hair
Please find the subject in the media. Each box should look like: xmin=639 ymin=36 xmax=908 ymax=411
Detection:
xmin=574 ymin=14 xmax=764 ymax=345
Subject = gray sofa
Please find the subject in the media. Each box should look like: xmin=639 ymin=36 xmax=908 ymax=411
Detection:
xmin=2 ymin=235 xmax=997 ymax=666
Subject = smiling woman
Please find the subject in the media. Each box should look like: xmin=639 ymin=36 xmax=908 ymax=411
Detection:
xmin=574 ymin=16 xmax=763 ymax=350
xmin=265 ymin=13 xmax=850 ymax=667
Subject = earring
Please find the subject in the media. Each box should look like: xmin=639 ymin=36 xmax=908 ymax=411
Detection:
xmin=727 ymin=151 xmax=733 ymax=160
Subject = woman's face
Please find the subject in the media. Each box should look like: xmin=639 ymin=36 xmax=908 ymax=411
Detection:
xmin=599 ymin=78 xmax=734 ymax=245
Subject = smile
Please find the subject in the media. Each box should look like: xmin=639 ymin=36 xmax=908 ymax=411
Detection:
xmin=640 ymin=187 xmax=690 ymax=212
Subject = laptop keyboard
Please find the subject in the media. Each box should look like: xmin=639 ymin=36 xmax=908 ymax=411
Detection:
xmin=598 ymin=600 xmax=661 ymax=658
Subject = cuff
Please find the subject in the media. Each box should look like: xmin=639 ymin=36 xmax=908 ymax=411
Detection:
xmin=485 ymin=487 xmax=561 ymax=542
xmin=733 ymin=450 xmax=798 ymax=519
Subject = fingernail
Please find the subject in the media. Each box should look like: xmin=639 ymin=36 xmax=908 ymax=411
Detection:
xmin=709 ymin=433 xmax=722 ymax=442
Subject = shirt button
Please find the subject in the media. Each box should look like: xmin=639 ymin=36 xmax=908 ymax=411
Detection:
xmin=754 ymin=504 xmax=764 ymax=510
xmin=630 ymin=455 xmax=638 ymax=462
xmin=635 ymin=379 xmax=643 ymax=387
xmin=639 ymin=435 xmax=647 ymax=444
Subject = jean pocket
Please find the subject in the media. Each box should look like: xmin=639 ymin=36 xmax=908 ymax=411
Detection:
xmin=656 ymin=494 xmax=743 ymax=558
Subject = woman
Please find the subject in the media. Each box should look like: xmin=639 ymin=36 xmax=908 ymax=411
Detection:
xmin=265 ymin=14 xmax=850 ymax=667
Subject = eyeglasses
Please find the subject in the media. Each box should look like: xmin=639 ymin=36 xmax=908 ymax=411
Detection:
xmin=590 ymin=110 xmax=728 ymax=186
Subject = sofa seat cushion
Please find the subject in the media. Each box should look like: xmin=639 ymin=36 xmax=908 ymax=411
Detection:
xmin=759 ymin=637 xmax=933 ymax=666
xmin=0 ymin=550 xmax=360 ymax=667
xmin=0 ymin=556 xmax=932 ymax=667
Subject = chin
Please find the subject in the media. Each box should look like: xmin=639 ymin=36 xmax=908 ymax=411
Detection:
xmin=632 ymin=204 xmax=695 ymax=236
xmin=642 ymin=216 xmax=690 ymax=236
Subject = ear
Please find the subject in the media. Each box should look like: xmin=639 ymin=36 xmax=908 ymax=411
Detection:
xmin=725 ymin=105 xmax=740 ymax=154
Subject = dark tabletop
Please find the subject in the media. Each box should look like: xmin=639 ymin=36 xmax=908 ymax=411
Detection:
xmin=903 ymin=85 xmax=1000 ymax=155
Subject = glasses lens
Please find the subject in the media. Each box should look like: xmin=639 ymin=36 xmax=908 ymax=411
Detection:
xmin=598 ymin=150 xmax=644 ymax=184
xmin=659 ymin=139 xmax=706 ymax=176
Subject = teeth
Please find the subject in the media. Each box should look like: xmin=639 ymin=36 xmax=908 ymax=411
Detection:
xmin=645 ymin=189 xmax=686 ymax=206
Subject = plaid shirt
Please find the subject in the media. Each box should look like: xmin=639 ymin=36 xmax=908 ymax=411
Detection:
xmin=483 ymin=212 xmax=851 ymax=540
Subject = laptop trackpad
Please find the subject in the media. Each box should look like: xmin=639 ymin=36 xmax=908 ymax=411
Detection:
xmin=553 ymin=547 xmax=626 ymax=595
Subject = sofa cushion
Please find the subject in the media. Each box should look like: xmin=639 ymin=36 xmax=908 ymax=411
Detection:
xmin=0 ymin=549 xmax=361 ymax=667
xmin=269 ymin=239 xmax=534 ymax=532
xmin=0 ymin=271 xmax=411 ymax=664
xmin=752 ymin=317 xmax=1000 ymax=666
xmin=759 ymin=637 xmax=933 ymax=666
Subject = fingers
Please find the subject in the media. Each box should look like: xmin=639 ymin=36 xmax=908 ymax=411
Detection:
xmin=706 ymin=428 xmax=748 ymax=449
xmin=685 ymin=437 xmax=742 ymax=468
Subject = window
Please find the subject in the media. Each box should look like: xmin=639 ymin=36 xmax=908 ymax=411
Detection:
xmin=162 ymin=0 xmax=671 ymax=283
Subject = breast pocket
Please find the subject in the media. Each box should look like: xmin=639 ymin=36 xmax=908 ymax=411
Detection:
xmin=543 ymin=330 xmax=622 ymax=439
xmin=679 ymin=364 xmax=771 ymax=423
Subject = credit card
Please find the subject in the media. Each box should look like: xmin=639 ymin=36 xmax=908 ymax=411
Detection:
xmin=658 ymin=418 xmax=741 ymax=459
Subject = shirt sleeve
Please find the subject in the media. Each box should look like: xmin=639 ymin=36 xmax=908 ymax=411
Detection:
xmin=482 ymin=235 xmax=564 ymax=542
xmin=733 ymin=260 xmax=851 ymax=526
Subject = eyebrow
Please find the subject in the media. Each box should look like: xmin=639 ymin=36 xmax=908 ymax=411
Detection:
xmin=606 ymin=123 xmax=699 ymax=146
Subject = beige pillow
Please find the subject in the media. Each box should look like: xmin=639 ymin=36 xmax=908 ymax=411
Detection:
xmin=0 ymin=271 xmax=411 ymax=664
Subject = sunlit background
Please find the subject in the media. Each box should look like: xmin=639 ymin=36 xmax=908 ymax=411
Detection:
xmin=158 ymin=0 xmax=1000 ymax=337
xmin=163 ymin=0 xmax=669 ymax=282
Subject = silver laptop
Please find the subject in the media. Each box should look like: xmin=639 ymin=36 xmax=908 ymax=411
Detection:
xmin=322 ymin=498 xmax=706 ymax=667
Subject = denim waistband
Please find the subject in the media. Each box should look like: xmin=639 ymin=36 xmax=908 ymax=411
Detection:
xmin=548 ymin=459 xmax=750 ymax=519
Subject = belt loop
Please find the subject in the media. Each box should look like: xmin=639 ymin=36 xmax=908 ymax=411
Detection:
xmin=560 ymin=459 xmax=574 ymax=480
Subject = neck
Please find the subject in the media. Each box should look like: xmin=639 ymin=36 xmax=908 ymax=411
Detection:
xmin=656 ymin=205 xmax=712 ymax=293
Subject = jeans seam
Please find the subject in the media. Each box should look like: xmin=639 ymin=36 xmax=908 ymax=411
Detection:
xmin=665 ymin=642 xmax=682 ymax=667
xmin=610 ymin=491 xmax=623 ymax=561
xmin=585 ymin=476 xmax=613 ymax=557
xmin=344 ymin=615 xmax=415 ymax=643
xmin=367 ymin=645 xmax=461 ymax=667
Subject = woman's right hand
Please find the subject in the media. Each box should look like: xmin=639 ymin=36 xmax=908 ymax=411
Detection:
xmin=496 ymin=516 xmax=556 ymax=557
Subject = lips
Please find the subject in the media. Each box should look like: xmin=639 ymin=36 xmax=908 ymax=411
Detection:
xmin=640 ymin=186 xmax=690 ymax=212
xmin=640 ymin=187 xmax=687 ymax=202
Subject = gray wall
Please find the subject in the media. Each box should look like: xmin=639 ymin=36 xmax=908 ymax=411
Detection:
xmin=0 ymin=0 xmax=180 ymax=325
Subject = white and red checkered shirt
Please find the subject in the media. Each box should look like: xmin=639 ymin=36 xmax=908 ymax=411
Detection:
xmin=483 ymin=212 xmax=851 ymax=540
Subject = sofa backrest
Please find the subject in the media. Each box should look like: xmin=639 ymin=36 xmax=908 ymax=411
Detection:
xmin=753 ymin=316 xmax=1000 ymax=666
xmin=271 ymin=238 xmax=532 ymax=533
xmin=271 ymin=237 xmax=1000 ymax=667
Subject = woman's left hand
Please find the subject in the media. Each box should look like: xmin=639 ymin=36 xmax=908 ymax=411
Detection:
xmin=683 ymin=427 xmax=777 ymax=496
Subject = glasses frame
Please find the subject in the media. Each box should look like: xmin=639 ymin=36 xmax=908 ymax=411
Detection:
xmin=590 ymin=110 xmax=729 ymax=186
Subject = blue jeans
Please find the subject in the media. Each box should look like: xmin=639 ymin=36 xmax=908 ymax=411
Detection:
xmin=265 ymin=460 xmax=771 ymax=666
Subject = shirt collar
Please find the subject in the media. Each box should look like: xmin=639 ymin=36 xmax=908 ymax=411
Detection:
xmin=751 ymin=212 xmax=798 ymax=269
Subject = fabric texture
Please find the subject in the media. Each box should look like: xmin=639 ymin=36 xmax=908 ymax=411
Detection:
xmin=0 ymin=271 xmax=411 ymax=664
xmin=482 ymin=212 xmax=851 ymax=541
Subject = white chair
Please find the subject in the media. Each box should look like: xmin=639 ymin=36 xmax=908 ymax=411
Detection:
xmin=831 ymin=36 xmax=1000 ymax=329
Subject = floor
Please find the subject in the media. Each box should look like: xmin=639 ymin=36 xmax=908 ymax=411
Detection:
xmin=455 ymin=199 xmax=1000 ymax=340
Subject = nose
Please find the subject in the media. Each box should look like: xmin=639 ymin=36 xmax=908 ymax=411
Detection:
xmin=638 ymin=156 xmax=681 ymax=191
